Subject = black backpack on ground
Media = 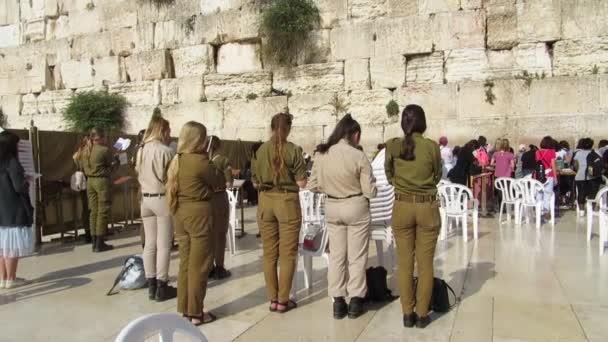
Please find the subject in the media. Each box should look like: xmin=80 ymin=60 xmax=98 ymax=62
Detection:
xmin=365 ymin=266 xmax=398 ymax=302
xmin=414 ymin=277 xmax=457 ymax=313
xmin=586 ymin=151 xmax=604 ymax=179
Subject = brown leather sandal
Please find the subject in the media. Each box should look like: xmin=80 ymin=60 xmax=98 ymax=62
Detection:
xmin=276 ymin=300 xmax=297 ymax=313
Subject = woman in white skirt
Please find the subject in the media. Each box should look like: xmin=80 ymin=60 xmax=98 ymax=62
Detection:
xmin=0 ymin=131 xmax=34 ymax=289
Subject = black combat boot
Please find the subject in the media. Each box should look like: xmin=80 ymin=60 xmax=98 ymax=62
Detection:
xmin=155 ymin=281 xmax=177 ymax=302
xmin=147 ymin=278 xmax=157 ymax=300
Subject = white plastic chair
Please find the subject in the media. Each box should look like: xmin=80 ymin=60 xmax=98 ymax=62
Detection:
xmin=585 ymin=187 xmax=608 ymax=256
xmin=226 ymin=189 xmax=239 ymax=255
xmin=437 ymin=184 xmax=479 ymax=242
xmin=369 ymin=149 xmax=395 ymax=271
xmin=517 ymin=178 xmax=555 ymax=228
xmin=114 ymin=313 xmax=208 ymax=342
xmin=494 ymin=177 xmax=523 ymax=225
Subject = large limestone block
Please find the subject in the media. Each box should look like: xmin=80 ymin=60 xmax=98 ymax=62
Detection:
xmin=530 ymin=77 xmax=599 ymax=115
xmin=444 ymin=48 xmax=490 ymax=82
xmin=109 ymin=81 xmax=160 ymax=107
xmin=370 ymin=55 xmax=405 ymax=89
xmin=36 ymin=91 xmax=54 ymax=115
xmin=66 ymin=9 xmax=103 ymax=36
xmin=461 ymin=0 xmax=482 ymax=10
xmin=50 ymin=89 xmax=74 ymax=114
xmin=601 ymin=75 xmax=608 ymax=113
xmin=125 ymin=50 xmax=172 ymax=82
xmin=388 ymin=0 xmax=417 ymax=17
xmin=345 ymin=59 xmax=370 ymax=90
xmin=349 ymin=0 xmax=388 ymax=22
xmin=71 ymin=28 xmax=136 ymax=59
xmin=396 ymin=84 xmax=457 ymax=120
xmin=217 ymin=43 xmax=262 ymax=74
xmin=419 ymin=0 xmax=459 ymax=15
xmin=171 ymin=45 xmax=214 ymax=78
xmin=101 ymin=0 xmax=138 ymax=31
xmin=0 ymin=25 xmax=21 ymax=48
xmin=374 ymin=16 xmax=432 ymax=57
xmin=513 ymin=43 xmax=552 ymax=76
xmin=215 ymin=5 xmax=260 ymax=43
xmin=159 ymin=101 xmax=224 ymax=133
xmin=200 ymin=0 xmax=244 ymax=15
xmin=516 ymin=0 xmax=561 ymax=43
xmin=21 ymin=93 xmax=38 ymax=116
xmin=487 ymin=49 xmax=516 ymax=79
xmin=154 ymin=20 xmax=178 ymax=50
xmin=25 ymin=60 xmax=53 ymax=93
xmin=46 ymin=16 xmax=70 ymax=40
xmin=288 ymin=93 xmax=335 ymax=125
xmin=330 ymin=22 xmax=375 ymax=60
xmin=160 ymin=76 xmax=204 ymax=105
xmin=297 ymin=29 xmax=331 ymax=65
xmin=313 ymin=0 xmax=347 ymax=28
xmin=457 ymin=80 xmax=529 ymax=119
xmin=273 ymin=63 xmax=344 ymax=95
xmin=60 ymin=60 xmax=94 ymax=89
xmin=93 ymin=56 xmax=122 ymax=86
xmin=0 ymin=95 xmax=23 ymax=117
xmin=134 ymin=0 xmax=200 ymax=23
xmin=224 ymin=96 xmax=288 ymax=130
xmin=24 ymin=18 xmax=46 ymax=42
xmin=561 ymin=0 xmax=608 ymax=39
xmin=45 ymin=0 xmax=59 ymax=17
xmin=341 ymin=89 xmax=392 ymax=124
xmin=204 ymin=72 xmax=272 ymax=100
xmin=432 ymin=10 xmax=486 ymax=51
xmin=406 ymin=52 xmax=444 ymax=85
xmin=19 ymin=0 xmax=44 ymax=21
xmin=553 ymin=38 xmax=608 ymax=77
xmin=487 ymin=6 xmax=517 ymax=50
xmin=0 ymin=0 xmax=20 ymax=25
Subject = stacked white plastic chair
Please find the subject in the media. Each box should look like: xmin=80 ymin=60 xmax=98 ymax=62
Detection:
xmin=585 ymin=187 xmax=608 ymax=256
xmin=226 ymin=189 xmax=239 ymax=255
xmin=369 ymin=149 xmax=395 ymax=271
xmin=437 ymin=183 xmax=479 ymax=242
xmin=494 ymin=177 xmax=523 ymax=225
xmin=114 ymin=313 xmax=208 ymax=342
xmin=517 ymin=178 xmax=555 ymax=228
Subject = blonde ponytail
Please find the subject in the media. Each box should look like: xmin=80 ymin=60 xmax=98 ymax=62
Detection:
xmin=166 ymin=154 xmax=180 ymax=214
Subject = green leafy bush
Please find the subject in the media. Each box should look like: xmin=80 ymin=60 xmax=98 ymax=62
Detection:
xmin=261 ymin=0 xmax=320 ymax=65
xmin=386 ymin=100 xmax=400 ymax=118
xmin=63 ymin=90 xmax=128 ymax=133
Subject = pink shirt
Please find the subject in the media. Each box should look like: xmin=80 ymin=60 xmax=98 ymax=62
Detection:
xmin=493 ymin=151 xmax=514 ymax=177
xmin=536 ymin=149 xmax=556 ymax=178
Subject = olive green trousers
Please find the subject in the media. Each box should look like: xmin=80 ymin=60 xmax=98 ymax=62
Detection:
xmin=86 ymin=177 xmax=111 ymax=237
xmin=211 ymin=192 xmax=230 ymax=268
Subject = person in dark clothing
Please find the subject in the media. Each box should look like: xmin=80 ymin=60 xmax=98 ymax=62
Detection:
xmin=520 ymin=145 xmax=539 ymax=178
xmin=243 ymin=142 xmax=263 ymax=207
xmin=448 ymin=140 xmax=479 ymax=186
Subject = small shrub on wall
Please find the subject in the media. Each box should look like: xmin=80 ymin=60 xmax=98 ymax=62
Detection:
xmin=0 ymin=108 xmax=7 ymax=128
xmin=261 ymin=0 xmax=320 ymax=65
xmin=63 ymin=90 xmax=128 ymax=133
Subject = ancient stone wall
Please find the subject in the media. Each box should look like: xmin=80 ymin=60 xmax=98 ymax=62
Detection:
xmin=1 ymin=0 xmax=607 ymax=152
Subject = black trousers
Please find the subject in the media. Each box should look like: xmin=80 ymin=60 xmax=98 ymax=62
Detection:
xmin=576 ymin=179 xmax=601 ymax=206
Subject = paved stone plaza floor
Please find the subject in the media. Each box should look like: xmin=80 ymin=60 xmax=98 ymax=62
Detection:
xmin=1 ymin=208 xmax=607 ymax=342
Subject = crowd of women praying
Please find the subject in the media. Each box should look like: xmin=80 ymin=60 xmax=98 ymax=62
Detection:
xmin=1 ymin=103 xmax=606 ymax=329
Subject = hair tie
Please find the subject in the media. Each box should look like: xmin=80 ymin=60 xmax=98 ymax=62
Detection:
xmin=207 ymin=136 xmax=213 ymax=153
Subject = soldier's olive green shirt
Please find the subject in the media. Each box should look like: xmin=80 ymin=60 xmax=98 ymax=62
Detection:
xmin=384 ymin=133 xmax=442 ymax=195
xmin=175 ymin=153 xmax=225 ymax=203
xmin=211 ymin=154 xmax=234 ymax=188
xmin=251 ymin=141 xmax=306 ymax=193
xmin=82 ymin=144 xmax=114 ymax=178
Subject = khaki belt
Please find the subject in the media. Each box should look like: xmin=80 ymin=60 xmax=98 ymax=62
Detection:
xmin=394 ymin=193 xmax=437 ymax=203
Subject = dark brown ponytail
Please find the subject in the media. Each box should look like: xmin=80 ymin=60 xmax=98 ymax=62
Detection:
xmin=400 ymin=104 xmax=427 ymax=161
xmin=270 ymin=113 xmax=293 ymax=182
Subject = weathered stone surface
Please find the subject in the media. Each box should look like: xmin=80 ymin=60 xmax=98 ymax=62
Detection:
xmin=71 ymin=28 xmax=136 ymax=60
xmin=46 ymin=16 xmax=70 ymax=41
xmin=172 ymin=45 xmax=214 ymax=78
xmin=461 ymin=0 xmax=482 ymax=10
xmin=217 ymin=43 xmax=262 ymax=74
xmin=487 ymin=7 xmax=517 ymax=50
xmin=21 ymin=94 xmax=38 ymax=116
xmin=530 ymin=76 xmax=599 ymax=115
xmin=200 ymin=0 xmax=244 ymax=15
xmin=60 ymin=60 xmax=94 ymax=89
xmin=36 ymin=91 xmax=54 ymax=115
xmin=66 ymin=9 xmax=103 ymax=36
xmin=444 ymin=48 xmax=490 ymax=82
xmin=24 ymin=18 xmax=46 ymax=42
xmin=350 ymin=0 xmax=388 ymax=22
xmin=432 ymin=10 xmax=486 ymax=51
xmin=215 ymin=5 xmax=261 ymax=43
xmin=374 ymin=16 xmax=432 ymax=56
xmin=561 ymin=0 xmax=608 ymax=40
xmin=45 ymin=0 xmax=59 ymax=17
xmin=406 ymin=52 xmax=444 ymax=85
xmin=153 ymin=20 xmax=178 ymax=50
xmin=601 ymin=75 xmax=608 ymax=113
xmin=516 ymin=0 xmax=561 ymax=43
xmin=419 ymin=0 xmax=459 ymax=15
xmin=19 ymin=0 xmax=44 ymax=21
xmin=109 ymin=81 xmax=160 ymax=107
xmin=487 ymin=49 xmax=516 ymax=79
xmin=125 ymin=50 xmax=172 ymax=81
xmin=397 ymin=84 xmax=457 ymax=120
xmin=314 ymin=0 xmax=347 ymax=28
xmin=341 ymin=89 xmax=392 ymax=124
xmin=388 ymin=0 xmax=417 ymax=17
xmin=50 ymin=89 xmax=74 ymax=114
xmin=288 ymin=93 xmax=336 ymax=125
xmin=0 ymin=95 xmax=22 ymax=117
xmin=458 ymin=80 xmax=529 ymax=119
xmin=224 ymin=96 xmax=288 ymax=131
xmin=93 ymin=56 xmax=122 ymax=86
xmin=0 ymin=0 xmax=20 ymax=25
xmin=274 ymin=63 xmax=344 ymax=95
xmin=204 ymin=72 xmax=272 ymax=100
xmin=101 ymin=1 xmax=138 ymax=31
xmin=160 ymin=76 xmax=204 ymax=105
xmin=330 ymin=22 xmax=374 ymax=60
xmin=160 ymin=102 xmax=224 ymax=133
xmin=25 ymin=60 xmax=53 ymax=93
xmin=297 ymin=29 xmax=331 ymax=65
xmin=0 ymin=25 xmax=21 ymax=48
xmin=370 ymin=55 xmax=405 ymax=89
xmin=513 ymin=43 xmax=552 ymax=76
xmin=553 ymin=37 xmax=608 ymax=77
xmin=345 ymin=59 xmax=370 ymax=90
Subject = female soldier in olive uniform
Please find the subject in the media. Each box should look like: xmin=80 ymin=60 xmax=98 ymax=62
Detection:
xmin=166 ymin=121 xmax=224 ymax=326
xmin=385 ymin=105 xmax=441 ymax=329
xmin=82 ymin=127 xmax=116 ymax=252
xmin=252 ymin=113 xmax=307 ymax=313
xmin=206 ymin=135 xmax=234 ymax=280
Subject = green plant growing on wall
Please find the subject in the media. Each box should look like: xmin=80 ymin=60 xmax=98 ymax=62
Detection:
xmin=63 ymin=90 xmax=128 ymax=133
xmin=386 ymin=100 xmax=400 ymax=118
xmin=246 ymin=93 xmax=258 ymax=101
xmin=261 ymin=0 xmax=320 ymax=65
xmin=484 ymin=80 xmax=496 ymax=105
xmin=329 ymin=93 xmax=348 ymax=121
xmin=0 ymin=108 xmax=7 ymax=128
xmin=592 ymin=65 xmax=600 ymax=74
